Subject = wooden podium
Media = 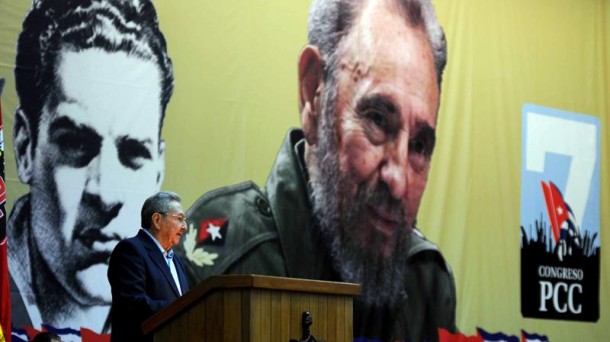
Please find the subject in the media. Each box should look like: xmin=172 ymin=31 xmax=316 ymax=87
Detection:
xmin=142 ymin=274 xmax=361 ymax=342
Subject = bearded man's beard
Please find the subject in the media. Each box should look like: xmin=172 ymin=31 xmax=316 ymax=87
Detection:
xmin=308 ymin=82 xmax=411 ymax=307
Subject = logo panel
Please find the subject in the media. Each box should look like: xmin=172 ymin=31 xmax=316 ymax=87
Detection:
xmin=520 ymin=104 xmax=600 ymax=321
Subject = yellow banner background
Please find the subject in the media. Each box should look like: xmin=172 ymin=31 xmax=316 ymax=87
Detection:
xmin=0 ymin=0 xmax=608 ymax=340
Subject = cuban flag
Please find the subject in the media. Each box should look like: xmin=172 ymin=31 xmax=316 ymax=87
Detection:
xmin=477 ymin=328 xmax=519 ymax=342
xmin=541 ymin=181 xmax=579 ymax=246
xmin=521 ymin=330 xmax=549 ymax=342
xmin=11 ymin=325 xmax=108 ymax=342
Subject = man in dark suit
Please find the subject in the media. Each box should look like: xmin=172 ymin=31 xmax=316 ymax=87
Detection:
xmin=107 ymin=191 xmax=189 ymax=341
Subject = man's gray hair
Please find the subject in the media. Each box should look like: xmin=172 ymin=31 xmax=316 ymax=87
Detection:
xmin=308 ymin=0 xmax=447 ymax=86
xmin=15 ymin=0 xmax=174 ymax=147
xmin=141 ymin=191 xmax=181 ymax=229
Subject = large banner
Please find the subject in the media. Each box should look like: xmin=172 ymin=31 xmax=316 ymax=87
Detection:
xmin=3 ymin=1 xmax=170 ymax=340
xmin=0 ymin=0 xmax=608 ymax=341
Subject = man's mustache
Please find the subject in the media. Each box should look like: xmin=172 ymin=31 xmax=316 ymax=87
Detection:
xmin=356 ymin=182 xmax=405 ymax=220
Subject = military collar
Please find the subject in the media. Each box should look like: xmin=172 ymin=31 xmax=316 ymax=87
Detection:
xmin=265 ymin=129 xmax=334 ymax=280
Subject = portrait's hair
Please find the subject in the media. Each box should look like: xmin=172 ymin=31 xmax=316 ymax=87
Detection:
xmin=308 ymin=0 xmax=447 ymax=87
xmin=14 ymin=0 xmax=174 ymax=147
xmin=32 ymin=332 xmax=62 ymax=342
xmin=141 ymin=191 xmax=181 ymax=229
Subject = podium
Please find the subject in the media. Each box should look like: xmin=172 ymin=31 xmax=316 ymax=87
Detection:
xmin=142 ymin=274 xmax=361 ymax=342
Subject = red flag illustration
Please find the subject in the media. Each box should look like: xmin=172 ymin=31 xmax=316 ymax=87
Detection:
xmin=541 ymin=181 xmax=569 ymax=243
xmin=0 ymin=98 xmax=11 ymax=342
xmin=438 ymin=328 xmax=483 ymax=342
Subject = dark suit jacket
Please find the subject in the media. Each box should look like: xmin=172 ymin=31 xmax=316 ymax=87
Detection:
xmin=108 ymin=229 xmax=189 ymax=342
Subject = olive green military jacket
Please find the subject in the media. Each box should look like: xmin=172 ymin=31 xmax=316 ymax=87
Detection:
xmin=176 ymin=129 xmax=457 ymax=341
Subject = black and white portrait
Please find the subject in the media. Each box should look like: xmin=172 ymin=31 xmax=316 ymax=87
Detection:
xmin=8 ymin=0 xmax=173 ymax=332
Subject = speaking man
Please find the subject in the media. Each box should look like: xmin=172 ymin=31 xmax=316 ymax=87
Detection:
xmin=178 ymin=0 xmax=457 ymax=340
xmin=107 ymin=191 xmax=189 ymax=342
xmin=9 ymin=0 xmax=173 ymax=332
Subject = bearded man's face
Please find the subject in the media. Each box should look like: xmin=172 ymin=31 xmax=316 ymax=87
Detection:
xmin=307 ymin=1 xmax=439 ymax=306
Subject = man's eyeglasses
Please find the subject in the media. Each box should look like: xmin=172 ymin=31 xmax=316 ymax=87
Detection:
xmin=160 ymin=212 xmax=188 ymax=225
